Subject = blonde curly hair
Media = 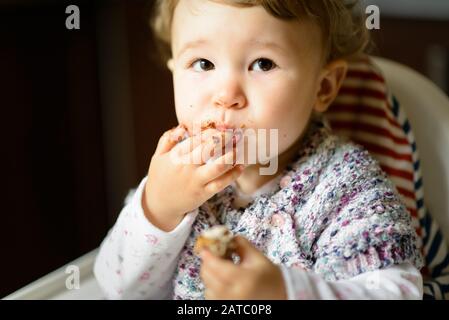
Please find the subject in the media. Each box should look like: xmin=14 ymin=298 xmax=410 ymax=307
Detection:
xmin=150 ymin=0 xmax=372 ymax=68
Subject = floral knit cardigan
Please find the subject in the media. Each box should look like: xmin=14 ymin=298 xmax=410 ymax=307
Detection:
xmin=172 ymin=116 xmax=423 ymax=300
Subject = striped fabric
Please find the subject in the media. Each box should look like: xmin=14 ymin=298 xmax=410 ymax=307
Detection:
xmin=325 ymin=56 xmax=449 ymax=300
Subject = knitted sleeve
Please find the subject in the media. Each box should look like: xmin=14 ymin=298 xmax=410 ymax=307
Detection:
xmin=311 ymin=142 xmax=424 ymax=281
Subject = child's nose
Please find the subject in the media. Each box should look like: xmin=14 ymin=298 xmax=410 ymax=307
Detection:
xmin=212 ymin=82 xmax=247 ymax=110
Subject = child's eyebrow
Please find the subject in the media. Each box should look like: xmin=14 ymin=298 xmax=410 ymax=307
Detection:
xmin=176 ymin=38 xmax=287 ymax=59
xmin=249 ymin=39 xmax=288 ymax=55
xmin=176 ymin=39 xmax=208 ymax=59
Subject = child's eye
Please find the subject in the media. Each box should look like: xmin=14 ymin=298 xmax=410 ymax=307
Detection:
xmin=250 ymin=58 xmax=277 ymax=72
xmin=191 ymin=59 xmax=215 ymax=72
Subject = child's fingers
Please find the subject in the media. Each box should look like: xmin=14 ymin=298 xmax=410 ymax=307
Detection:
xmin=179 ymin=130 xmax=229 ymax=164
xmin=154 ymin=129 xmax=180 ymax=156
xmin=201 ymin=259 xmax=227 ymax=289
xmin=154 ymin=124 xmax=191 ymax=156
xmin=170 ymin=135 xmax=195 ymax=159
xmin=187 ymin=138 xmax=218 ymax=165
xmin=200 ymin=250 xmax=239 ymax=283
xmin=197 ymin=146 xmax=238 ymax=182
xmin=172 ymin=128 xmax=218 ymax=156
xmin=204 ymin=164 xmax=244 ymax=195
xmin=188 ymin=131 xmax=231 ymax=164
xmin=231 ymin=236 xmax=260 ymax=263
xmin=170 ymin=125 xmax=187 ymax=142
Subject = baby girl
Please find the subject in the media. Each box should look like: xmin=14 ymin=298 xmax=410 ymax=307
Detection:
xmin=94 ymin=0 xmax=423 ymax=299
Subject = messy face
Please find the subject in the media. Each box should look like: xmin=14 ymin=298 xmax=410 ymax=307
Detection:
xmin=170 ymin=0 xmax=325 ymax=173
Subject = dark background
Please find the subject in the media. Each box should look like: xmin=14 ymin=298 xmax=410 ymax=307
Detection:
xmin=1 ymin=0 xmax=448 ymax=297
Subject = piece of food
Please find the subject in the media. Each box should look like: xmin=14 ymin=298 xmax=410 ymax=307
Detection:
xmin=194 ymin=225 xmax=236 ymax=259
xmin=201 ymin=120 xmax=216 ymax=131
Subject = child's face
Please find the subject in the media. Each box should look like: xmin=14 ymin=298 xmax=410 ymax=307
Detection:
xmin=170 ymin=0 xmax=326 ymax=162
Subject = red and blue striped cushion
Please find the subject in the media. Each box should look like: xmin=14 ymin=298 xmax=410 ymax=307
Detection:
xmin=326 ymin=56 xmax=449 ymax=299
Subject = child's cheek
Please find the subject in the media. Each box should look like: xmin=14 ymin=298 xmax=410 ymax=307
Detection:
xmin=174 ymin=94 xmax=197 ymax=123
xmin=278 ymin=130 xmax=295 ymax=153
xmin=174 ymin=83 xmax=208 ymax=126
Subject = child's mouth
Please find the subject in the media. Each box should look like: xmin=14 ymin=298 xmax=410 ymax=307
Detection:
xmin=198 ymin=120 xmax=245 ymax=147
xmin=173 ymin=121 xmax=246 ymax=143
xmin=201 ymin=120 xmax=246 ymax=132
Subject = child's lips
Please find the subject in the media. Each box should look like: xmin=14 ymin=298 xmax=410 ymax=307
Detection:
xmin=213 ymin=121 xmax=246 ymax=132
xmin=176 ymin=121 xmax=247 ymax=141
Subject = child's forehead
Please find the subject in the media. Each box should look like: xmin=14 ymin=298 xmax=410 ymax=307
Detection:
xmin=172 ymin=0 xmax=321 ymax=55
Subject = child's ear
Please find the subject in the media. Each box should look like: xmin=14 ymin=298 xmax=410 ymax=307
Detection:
xmin=314 ymin=59 xmax=348 ymax=113
xmin=167 ymin=58 xmax=174 ymax=72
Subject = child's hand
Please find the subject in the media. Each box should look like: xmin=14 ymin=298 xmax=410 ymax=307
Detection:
xmin=199 ymin=236 xmax=287 ymax=300
xmin=143 ymin=125 xmax=244 ymax=231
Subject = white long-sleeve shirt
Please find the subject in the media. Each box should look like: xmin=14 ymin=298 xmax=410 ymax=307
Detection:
xmin=94 ymin=177 xmax=423 ymax=300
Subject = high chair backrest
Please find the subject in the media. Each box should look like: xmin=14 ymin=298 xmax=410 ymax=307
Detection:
xmin=372 ymin=56 xmax=449 ymax=244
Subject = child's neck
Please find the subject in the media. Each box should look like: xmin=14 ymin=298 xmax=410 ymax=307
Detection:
xmin=235 ymin=132 xmax=304 ymax=196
